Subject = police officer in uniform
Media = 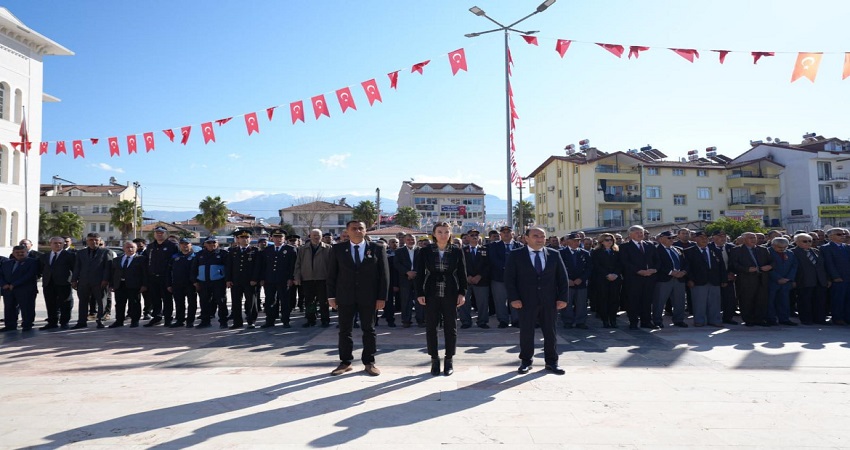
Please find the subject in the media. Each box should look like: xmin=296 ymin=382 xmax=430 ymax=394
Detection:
xmin=192 ymin=236 xmax=229 ymax=328
xmin=259 ymin=229 xmax=297 ymax=328
xmin=227 ymin=229 xmax=261 ymax=329
xmin=168 ymin=238 xmax=198 ymax=328
xmin=145 ymin=226 xmax=179 ymax=327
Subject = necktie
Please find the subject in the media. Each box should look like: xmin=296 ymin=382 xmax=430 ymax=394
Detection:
xmin=668 ymin=248 xmax=680 ymax=270
xmin=703 ymin=248 xmax=711 ymax=269
xmin=748 ymin=247 xmax=759 ymax=267
xmin=637 ymin=242 xmax=644 ymax=254
xmin=123 ymin=257 xmax=130 ymax=269
xmin=354 ymin=245 xmax=361 ymax=266
xmin=533 ymin=250 xmax=543 ymax=275
xmin=12 ymin=261 xmax=20 ymax=273
xmin=50 ymin=252 xmax=57 ymax=266
xmin=808 ymin=249 xmax=817 ymax=265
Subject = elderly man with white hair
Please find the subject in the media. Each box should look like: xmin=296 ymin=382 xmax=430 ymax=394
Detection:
xmin=791 ymin=233 xmax=829 ymax=325
xmin=767 ymin=237 xmax=798 ymax=326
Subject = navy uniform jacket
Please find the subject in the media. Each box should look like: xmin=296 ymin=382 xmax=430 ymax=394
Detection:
xmin=40 ymin=249 xmax=75 ymax=286
xmin=168 ymin=251 xmax=196 ymax=288
xmin=327 ymin=241 xmax=389 ymax=305
xmin=683 ymin=245 xmax=725 ymax=286
xmin=504 ymin=247 xmax=570 ymax=308
xmin=0 ymin=257 xmax=40 ymax=293
xmin=111 ymin=254 xmax=148 ymax=290
xmin=488 ymin=240 xmax=524 ymax=283
xmin=227 ymin=245 xmax=260 ymax=284
xmin=146 ymin=239 xmax=179 ymax=277
xmin=819 ymin=241 xmax=850 ymax=282
xmin=656 ymin=245 xmax=689 ymax=283
xmin=559 ymin=247 xmax=592 ymax=288
xmin=191 ymin=248 xmax=228 ymax=283
xmin=393 ymin=246 xmax=419 ymax=290
xmin=463 ymin=245 xmax=491 ymax=286
xmin=258 ymin=244 xmax=297 ymax=285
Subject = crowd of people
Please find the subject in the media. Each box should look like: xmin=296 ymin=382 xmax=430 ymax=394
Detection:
xmin=1 ymin=221 xmax=847 ymax=376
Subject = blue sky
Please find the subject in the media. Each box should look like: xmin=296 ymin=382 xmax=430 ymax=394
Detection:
xmin=10 ymin=0 xmax=850 ymax=214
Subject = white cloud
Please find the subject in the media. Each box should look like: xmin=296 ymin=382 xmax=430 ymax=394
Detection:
xmin=228 ymin=153 xmax=241 ymax=159
xmin=319 ymin=153 xmax=351 ymax=169
xmin=230 ymin=190 xmax=266 ymax=202
xmin=89 ymin=163 xmax=125 ymax=173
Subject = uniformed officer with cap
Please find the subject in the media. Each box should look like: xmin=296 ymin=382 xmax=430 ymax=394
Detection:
xmin=227 ymin=228 xmax=261 ymax=329
xmin=192 ymin=236 xmax=229 ymax=328
xmin=168 ymin=237 xmax=198 ymax=328
xmin=258 ymin=228 xmax=297 ymax=328
xmin=145 ymin=225 xmax=179 ymax=327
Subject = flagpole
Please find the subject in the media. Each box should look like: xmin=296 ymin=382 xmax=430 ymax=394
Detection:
xmin=22 ymin=105 xmax=29 ymax=241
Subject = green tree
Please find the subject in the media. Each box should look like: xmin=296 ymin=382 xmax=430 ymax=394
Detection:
xmin=49 ymin=212 xmax=85 ymax=241
xmin=279 ymin=222 xmax=297 ymax=237
xmin=109 ymin=200 xmax=143 ymax=240
xmin=704 ymin=216 xmax=768 ymax=238
xmin=394 ymin=206 xmax=421 ymax=229
xmin=352 ymin=200 xmax=378 ymax=228
xmin=195 ymin=196 xmax=229 ymax=235
xmin=39 ymin=209 xmax=52 ymax=242
xmin=513 ymin=200 xmax=535 ymax=229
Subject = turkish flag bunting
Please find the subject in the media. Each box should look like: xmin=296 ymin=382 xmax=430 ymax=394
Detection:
xmin=411 ymin=60 xmax=430 ymax=74
xmin=127 ymin=135 xmax=138 ymax=154
xmin=597 ymin=43 xmax=625 ymax=58
xmin=201 ymin=122 xmax=216 ymax=143
xmin=215 ymin=117 xmax=232 ymax=126
xmin=361 ymin=79 xmax=382 ymax=105
xmin=180 ymin=126 xmax=191 ymax=145
xmin=670 ymin=48 xmax=699 ymax=63
xmin=628 ymin=46 xmax=650 ymax=59
xmin=508 ymin=47 xmax=513 ymax=75
xmin=712 ymin=50 xmax=731 ymax=64
xmin=72 ymin=140 xmax=85 ymax=159
xmin=752 ymin=51 xmax=775 ymax=64
xmin=555 ymin=39 xmax=572 ymax=58
xmin=56 ymin=141 xmax=66 ymax=155
xmin=844 ymin=53 xmax=850 ymax=80
xmin=388 ymin=71 xmax=399 ymax=89
xmin=791 ymin=52 xmax=822 ymax=83
xmin=335 ymin=87 xmax=357 ymax=113
xmin=108 ymin=137 xmax=120 ymax=157
xmin=40 ymin=142 xmax=48 ymax=155
xmin=163 ymin=129 xmax=175 ymax=142
xmin=11 ymin=142 xmax=31 ymax=152
xmin=311 ymin=95 xmax=330 ymax=119
xmin=290 ymin=101 xmax=305 ymax=124
xmin=521 ymin=35 xmax=538 ymax=46
xmin=143 ymin=132 xmax=155 ymax=152
xmin=448 ymin=48 xmax=468 ymax=75
xmin=266 ymin=107 xmax=276 ymax=121
xmin=90 ymin=138 xmax=99 ymax=145
xmin=244 ymin=112 xmax=260 ymax=135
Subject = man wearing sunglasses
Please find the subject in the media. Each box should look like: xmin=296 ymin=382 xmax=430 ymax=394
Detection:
xmin=820 ymin=228 xmax=850 ymax=325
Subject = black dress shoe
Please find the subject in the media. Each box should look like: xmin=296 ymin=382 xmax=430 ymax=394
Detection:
xmin=185 ymin=322 xmax=194 ymax=328
xmin=196 ymin=322 xmax=211 ymax=328
xmin=460 ymin=323 xmax=472 ymax=329
xmin=60 ymin=324 xmax=69 ymax=329
xmin=144 ymin=317 xmax=162 ymax=327
xmin=108 ymin=322 xmax=124 ymax=328
xmin=544 ymin=364 xmax=566 ymax=375
xmin=283 ymin=323 xmax=292 ymax=328
xmin=430 ymin=358 xmax=441 ymax=376
xmin=321 ymin=322 xmax=330 ymax=328
xmin=229 ymin=324 xmax=243 ymax=330
xmin=96 ymin=321 xmax=105 ymax=329
xmin=498 ymin=322 xmax=509 ymax=329
xmin=302 ymin=322 xmax=315 ymax=328
xmin=575 ymin=323 xmax=589 ymax=330
xmin=518 ymin=362 xmax=532 ymax=374
xmin=387 ymin=322 xmax=396 ymax=328
xmin=71 ymin=323 xmax=87 ymax=329
xmin=511 ymin=321 xmax=520 ymax=328
xmin=779 ymin=320 xmax=798 ymax=326
xmin=21 ymin=326 xmax=33 ymax=332
xmin=170 ymin=322 xmax=184 ymax=328
xmin=722 ymin=319 xmax=738 ymax=325
xmin=130 ymin=321 xmax=140 ymax=328
xmin=479 ymin=323 xmax=490 ymax=329
xmin=444 ymin=357 xmax=454 ymax=376
xmin=1 ymin=327 xmax=16 ymax=332
xmin=260 ymin=322 xmax=275 ymax=328
xmin=640 ymin=322 xmax=654 ymax=329
xmin=40 ymin=324 xmax=59 ymax=330
xmin=629 ymin=323 xmax=639 ymax=330
xmin=673 ymin=322 xmax=688 ymax=328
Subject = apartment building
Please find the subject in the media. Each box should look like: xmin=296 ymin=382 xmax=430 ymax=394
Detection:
xmin=397 ymin=181 xmax=486 ymax=232
xmin=40 ymin=177 xmax=137 ymax=243
xmin=278 ymin=200 xmax=353 ymax=237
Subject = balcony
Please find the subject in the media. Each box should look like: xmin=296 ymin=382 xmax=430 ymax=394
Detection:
xmin=603 ymin=194 xmax=641 ymax=203
xmin=820 ymin=196 xmax=850 ymax=204
xmin=819 ymin=175 xmax=850 ymax=184
xmin=726 ymin=171 xmax=780 ymax=189
xmin=595 ymin=166 xmax=640 ymax=174
xmin=596 ymin=218 xmax=641 ymax=229
xmin=728 ymin=196 xmax=780 ymax=206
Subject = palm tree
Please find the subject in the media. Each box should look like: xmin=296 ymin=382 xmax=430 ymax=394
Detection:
xmin=513 ymin=200 xmax=535 ymax=230
xmin=195 ymin=196 xmax=229 ymax=235
xmin=109 ymin=200 xmax=143 ymax=240
xmin=50 ymin=212 xmax=85 ymax=240
xmin=394 ymin=206 xmax=421 ymax=229
xmin=352 ymin=200 xmax=378 ymax=228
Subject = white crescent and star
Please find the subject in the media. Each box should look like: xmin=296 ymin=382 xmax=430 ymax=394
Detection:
xmin=249 ymin=117 xmax=256 ymax=125
xmin=129 ymin=137 xmax=136 ymax=145
xmin=204 ymin=126 xmax=212 ymax=134
xmin=341 ymin=93 xmax=350 ymax=102
xmin=316 ymin=100 xmax=324 ymax=108
xmin=146 ymin=136 xmax=153 ymax=143
xmin=367 ymin=86 xmax=376 ymax=94
xmin=801 ymin=56 xmax=816 ymax=69
xmin=294 ymin=105 xmax=301 ymax=114
xmin=452 ymin=53 xmax=463 ymax=63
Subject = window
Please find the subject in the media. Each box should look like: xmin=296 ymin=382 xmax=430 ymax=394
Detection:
xmin=672 ymin=168 xmax=685 ymax=176
xmin=90 ymin=223 xmax=97 ymax=232
xmin=673 ymin=195 xmax=686 ymax=205
xmin=697 ymin=169 xmax=708 ymax=177
xmin=645 ymin=186 xmax=661 ymax=198
xmin=575 ymin=210 xmax=580 ymax=222
xmin=697 ymin=187 xmax=711 ymax=199
xmin=574 ymin=187 xmax=579 ymax=198
xmin=558 ymin=189 xmax=563 ymax=199
xmin=674 ymin=216 xmax=688 ymax=223
xmin=559 ymin=212 xmax=564 ymax=224
xmin=62 ymin=205 xmax=69 ymax=213
xmin=557 ymin=167 xmax=562 ymax=178
xmin=647 ymin=167 xmax=659 ymax=176
xmin=574 ymin=165 xmax=579 ymax=174
xmin=646 ymin=209 xmax=662 ymax=222
xmin=698 ymin=210 xmax=713 ymax=221
xmin=0 ymin=147 xmax=4 ymax=183
xmin=818 ymin=161 xmax=833 ymax=180
xmin=92 ymin=205 xmax=100 ymax=214
xmin=0 ymin=82 xmax=6 ymax=120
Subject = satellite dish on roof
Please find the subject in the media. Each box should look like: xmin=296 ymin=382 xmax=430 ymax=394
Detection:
xmin=766 ymin=137 xmax=772 ymax=142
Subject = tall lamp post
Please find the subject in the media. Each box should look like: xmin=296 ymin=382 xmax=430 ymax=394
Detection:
xmin=132 ymin=181 xmax=140 ymax=239
xmin=465 ymin=0 xmax=556 ymax=230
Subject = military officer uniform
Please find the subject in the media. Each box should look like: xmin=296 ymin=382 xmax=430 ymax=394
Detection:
xmin=227 ymin=229 xmax=261 ymax=329
xmin=169 ymin=238 xmax=198 ymax=327
xmin=146 ymin=226 xmax=179 ymax=326
xmin=258 ymin=229 xmax=297 ymax=328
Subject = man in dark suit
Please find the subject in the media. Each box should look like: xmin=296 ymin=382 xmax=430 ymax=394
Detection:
xmin=0 ymin=245 xmax=41 ymax=331
xmin=619 ymin=225 xmax=659 ymax=329
xmin=109 ymin=241 xmax=148 ymax=327
xmin=792 ymin=232 xmax=829 ymax=325
xmin=460 ymin=229 xmax=491 ymax=329
xmin=394 ymin=233 xmax=423 ymax=327
xmin=505 ymin=227 xmax=569 ymax=375
xmin=820 ymin=227 xmax=850 ymax=325
xmin=488 ymin=225 xmax=524 ymax=328
xmin=559 ymin=232 xmax=592 ymax=329
xmin=653 ymin=230 xmax=689 ymax=328
xmin=709 ymin=230 xmax=738 ymax=324
xmin=39 ymin=236 xmax=76 ymax=330
xmin=258 ymin=229 xmax=297 ymax=328
xmin=227 ymin=228 xmax=261 ymax=329
xmin=684 ymin=231 xmax=726 ymax=327
xmin=729 ymin=232 xmax=773 ymax=326
xmin=71 ymin=232 xmax=113 ymax=329
xmin=327 ymin=220 xmax=389 ymax=377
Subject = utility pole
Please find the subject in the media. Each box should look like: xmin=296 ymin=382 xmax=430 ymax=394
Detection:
xmin=132 ymin=181 xmax=140 ymax=238
xmin=375 ymin=187 xmax=381 ymax=230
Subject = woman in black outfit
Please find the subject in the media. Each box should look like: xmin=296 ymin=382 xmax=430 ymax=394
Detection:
xmin=591 ymin=232 xmax=623 ymax=328
xmin=416 ymin=221 xmax=467 ymax=376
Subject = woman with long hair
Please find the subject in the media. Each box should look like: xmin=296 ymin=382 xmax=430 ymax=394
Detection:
xmin=591 ymin=232 xmax=623 ymax=328
xmin=416 ymin=222 xmax=467 ymax=376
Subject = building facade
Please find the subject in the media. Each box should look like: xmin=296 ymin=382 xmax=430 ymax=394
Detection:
xmin=278 ymin=200 xmax=353 ymax=237
xmin=397 ymin=181 xmax=486 ymax=233
xmin=0 ymin=8 xmax=72 ymax=253
xmin=40 ymin=178 xmax=138 ymax=244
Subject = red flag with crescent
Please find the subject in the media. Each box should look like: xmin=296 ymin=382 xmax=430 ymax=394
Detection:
xmin=56 ymin=141 xmax=66 ymax=155
xmin=521 ymin=35 xmax=538 ymax=46
xmin=163 ymin=129 xmax=175 ymax=142
xmin=791 ymin=52 xmax=822 ymax=83
xmin=712 ymin=50 xmax=730 ymax=64
xmin=40 ymin=142 xmax=48 ymax=155
xmin=72 ymin=140 xmax=85 ymax=159
xmin=290 ymin=101 xmax=305 ymax=124
xmin=670 ymin=48 xmax=699 ymax=63
xmin=201 ymin=122 xmax=216 ymax=143
xmin=215 ymin=117 xmax=232 ymax=126
xmin=628 ymin=46 xmax=650 ymax=59
xmin=143 ymin=132 xmax=155 ymax=152
xmin=127 ymin=135 xmax=138 ymax=154
xmin=108 ymin=137 xmax=120 ymax=157
xmin=752 ymin=51 xmax=775 ymax=64
xmin=843 ymin=53 xmax=850 ymax=80
xmin=411 ymin=60 xmax=430 ymax=74
xmin=555 ymin=39 xmax=571 ymax=58
xmin=311 ymin=95 xmax=330 ymax=119
xmin=448 ymin=48 xmax=467 ymax=75
xmin=244 ymin=112 xmax=260 ymax=135
xmin=388 ymin=71 xmax=399 ymax=89
xmin=596 ymin=43 xmax=625 ymax=58
xmin=266 ymin=106 xmax=276 ymax=121
xmin=361 ymin=79 xmax=382 ymax=105
xmin=336 ymin=87 xmax=357 ymax=113
xmin=180 ymin=126 xmax=191 ymax=145
xmin=90 ymin=138 xmax=99 ymax=145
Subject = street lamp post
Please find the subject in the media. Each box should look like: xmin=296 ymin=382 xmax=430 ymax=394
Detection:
xmin=465 ymin=0 xmax=556 ymax=229
xmin=132 ymin=181 xmax=140 ymax=239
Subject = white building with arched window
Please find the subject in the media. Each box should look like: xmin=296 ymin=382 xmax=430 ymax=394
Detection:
xmin=0 ymin=8 xmax=72 ymax=254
